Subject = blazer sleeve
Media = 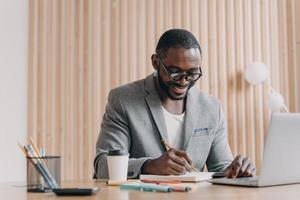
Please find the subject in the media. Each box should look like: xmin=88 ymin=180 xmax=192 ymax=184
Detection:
xmin=206 ymin=102 xmax=233 ymax=172
xmin=93 ymin=89 xmax=151 ymax=179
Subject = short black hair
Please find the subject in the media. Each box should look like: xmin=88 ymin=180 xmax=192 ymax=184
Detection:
xmin=155 ymin=29 xmax=201 ymax=58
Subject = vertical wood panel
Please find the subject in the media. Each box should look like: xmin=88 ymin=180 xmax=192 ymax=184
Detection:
xmin=286 ymin=0 xmax=297 ymax=112
xmin=226 ymin=0 xmax=238 ymax=156
xmin=28 ymin=0 xmax=300 ymax=180
xmin=217 ymin=0 xmax=227 ymax=116
xmin=261 ymin=0 xmax=271 ymax=142
xmin=59 ymin=0 xmax=66 ymax=179
xmin=54 ymin=0 xmax=61 ymax=160
xmin=208 ymin=0 xmax=218 ymax=97
xmin=252 ymin=0 xmax=264 ymax=169
xmin=296 ymin=0 xmax=300 ymax=111
xmin=137 ymin=0 xmax=146 ymax=78
xmin=235 ymin=0 xmax=246 ymax=157
xmin=278 ymin=0 xmax=289 ymax=106
xmin=28 ymin=0 xmax=38 ymax=144
xmin=199 ymin=0 xmax=209 ymax=92
xmin=146 ymin=0 xmax=155 ymax=74
xmin=87 ymin=0 xmax=95 ymax=180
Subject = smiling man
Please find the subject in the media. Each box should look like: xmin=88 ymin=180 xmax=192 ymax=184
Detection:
xmin=94 ymin=29 xmax=256 ymax=179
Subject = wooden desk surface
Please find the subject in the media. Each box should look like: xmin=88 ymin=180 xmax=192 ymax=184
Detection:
xmin=2 ymin=180 xmax=300 ymax=200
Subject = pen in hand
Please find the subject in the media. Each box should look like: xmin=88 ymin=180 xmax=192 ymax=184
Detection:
xmin=162 ymin=140 xmax=198 ymax=172
xmin=141 ymin=141 xmax=198 ymax=175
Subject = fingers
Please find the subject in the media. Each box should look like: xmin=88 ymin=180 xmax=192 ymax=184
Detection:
xmin=167 ymin=159 xmax=188 ymax=175
xmin=241 ymin=163 xmax=256 ymax=177
xmin=144 ymin=149 xmax=195 ymax=175
xmin=238 ymin=157 xmax=256 ymax=177
xmin=168 ymin=150 xmax=192 ymax=173
xmin=170 ymin=151 xmax=192 ymax=173
xmin=172 ymin=149 xmax=193 ymax=164
xmin=224 ymin=155 xmax=243 ymax=178
xmin=237 ymin=157 xmax=250 ymax=177
xmin=229 ymin=155 xmax=243 ymax=178
xmin=225 ymin=155 xmax=256 ymax=178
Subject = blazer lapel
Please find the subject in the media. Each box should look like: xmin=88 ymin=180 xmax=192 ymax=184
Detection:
xmin=181 ymin=87 xmax=200 ymax=150
xmin=144 ymin=73 xmax=169 ymax=147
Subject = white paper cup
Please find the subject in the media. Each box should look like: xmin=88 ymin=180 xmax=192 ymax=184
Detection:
xmin=107 ymin=149 xmax=129 ymax=182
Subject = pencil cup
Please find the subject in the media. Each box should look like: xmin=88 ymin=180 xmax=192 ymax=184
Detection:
xmin=27 ymin=156 xmax=61 ymax=192
xmin=107 ymin=149 xmax=129 ymax=182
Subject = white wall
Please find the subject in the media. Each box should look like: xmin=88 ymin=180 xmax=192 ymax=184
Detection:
xmin=0 ymin=0 xmax=28 ymax=182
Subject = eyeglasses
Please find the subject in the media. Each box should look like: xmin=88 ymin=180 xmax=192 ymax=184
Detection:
xmin=158 ymin=57 xmax=202 ymax=82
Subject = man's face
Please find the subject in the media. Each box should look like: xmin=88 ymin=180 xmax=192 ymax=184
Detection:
xmin=154 ymin=47 xmax=201 ymax=100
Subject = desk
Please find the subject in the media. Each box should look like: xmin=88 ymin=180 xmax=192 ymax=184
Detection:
xmin=2 ymin=180 xmax=300 ymax=200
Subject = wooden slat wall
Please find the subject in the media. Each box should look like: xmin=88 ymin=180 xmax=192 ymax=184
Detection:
xmin=28 ymin=0 xmax=300 ymax=180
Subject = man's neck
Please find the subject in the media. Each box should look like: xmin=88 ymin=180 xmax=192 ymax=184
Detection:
xmin=162 ymin=99 xmax=185 ymax=115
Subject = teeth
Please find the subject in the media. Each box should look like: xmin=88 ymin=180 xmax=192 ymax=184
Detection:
xmin=174 ymin=88 xmax=187 ymax=92
xmin=173 ymin=85 xmax=187 ymax=89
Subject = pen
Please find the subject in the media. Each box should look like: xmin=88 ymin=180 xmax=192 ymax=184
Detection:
xmin=141 ymin=180 xmax=192 ymax=192
xmin=161 ymin=184 xmax=192 ymax=192
xmin=120 ymin=183 xmax=172 ymax=192
xmin=162 ymin=140 xmax=198 ymax=172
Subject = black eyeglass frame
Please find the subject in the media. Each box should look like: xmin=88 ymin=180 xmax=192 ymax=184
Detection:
xmin=158 ymin=57 xmax=202 ymax=82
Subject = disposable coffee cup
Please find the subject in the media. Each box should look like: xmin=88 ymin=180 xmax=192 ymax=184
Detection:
xmin=107 ymin=149 xmax=129 ymax=182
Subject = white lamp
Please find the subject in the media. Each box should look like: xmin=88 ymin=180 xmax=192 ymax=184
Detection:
xmin=244 ymin=62 xmax=289 ymax=112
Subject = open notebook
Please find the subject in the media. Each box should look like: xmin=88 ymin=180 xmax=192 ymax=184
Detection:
xmin=140 ymin=172 xmax=215 ymax=182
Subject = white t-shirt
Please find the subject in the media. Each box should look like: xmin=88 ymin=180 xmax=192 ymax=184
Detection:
xmin=161 ymin=106 xmax=185 ymax=149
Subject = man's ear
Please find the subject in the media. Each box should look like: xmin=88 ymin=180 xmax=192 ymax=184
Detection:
xmin=151 ymin=54 xmax=159 ymax=70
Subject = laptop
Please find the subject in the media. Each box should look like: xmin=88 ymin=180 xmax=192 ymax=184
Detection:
xmin=210 ymin=113 xmax=300 ymax=187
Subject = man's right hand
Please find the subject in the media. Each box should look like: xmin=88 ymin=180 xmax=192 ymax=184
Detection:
xmin=141 ymin=148 xmax=193 ymax=175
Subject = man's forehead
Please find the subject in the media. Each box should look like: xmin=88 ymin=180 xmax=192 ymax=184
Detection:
xmin=164 ymin=47 xmax=201 ymax=62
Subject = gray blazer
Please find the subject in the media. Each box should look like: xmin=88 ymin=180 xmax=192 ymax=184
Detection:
xmin=94 ymin=73 xmax=233 ymax=179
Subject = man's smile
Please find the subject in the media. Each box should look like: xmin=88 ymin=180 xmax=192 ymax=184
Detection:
xmin=172 ymin=86 xmax=188 ymax=94
xmin=168 ymin=82 xmax=190 ymax=94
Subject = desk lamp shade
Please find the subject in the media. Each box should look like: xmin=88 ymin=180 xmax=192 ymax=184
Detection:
xmin=245 ymin=62 xmax=270 ymax=85
xmin=244 ymin=62 xmax=288 ymax=112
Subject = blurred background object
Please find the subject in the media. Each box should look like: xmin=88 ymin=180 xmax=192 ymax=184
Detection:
xmin=245 ymin=62 xmax=288 ymax=112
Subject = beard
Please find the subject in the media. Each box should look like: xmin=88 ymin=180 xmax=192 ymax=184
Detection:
xmin=157 ymin=70 xmax=195 ymax=100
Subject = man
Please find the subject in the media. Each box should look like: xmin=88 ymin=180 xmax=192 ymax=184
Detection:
xmin=94 ymin=29 xmax=256 ymax=179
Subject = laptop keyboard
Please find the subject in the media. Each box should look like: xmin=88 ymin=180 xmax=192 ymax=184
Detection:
xmin=210 ymin=176 xmax=260 ymax=186
xmin=233 ymin=176 xmax=259 ymax=183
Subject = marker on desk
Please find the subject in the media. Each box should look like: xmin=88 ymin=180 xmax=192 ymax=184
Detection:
xmin=165 ymin=185 xmax=192 ymax=192
xmin=141 ymin=180 xmax=191 ymax=192
xmin=120 ymin=183 xmax=172 ymax=192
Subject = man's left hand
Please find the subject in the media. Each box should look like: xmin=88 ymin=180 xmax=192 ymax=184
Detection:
xmin=224 ymin=155 xmax=256 ymax=178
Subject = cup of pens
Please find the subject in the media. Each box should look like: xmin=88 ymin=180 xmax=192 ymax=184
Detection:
xmin=27 ymin=155 xmax=61 ymax=192
xmin=18 ymin=138 xmax=61 ymax=192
